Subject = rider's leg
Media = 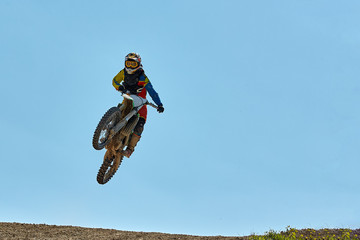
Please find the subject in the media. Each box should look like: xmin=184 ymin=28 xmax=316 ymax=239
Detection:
xmin=123 ymin=116 xmax=146 ymax=158
xmin=123 ymin=133 xmax=141 ymax=158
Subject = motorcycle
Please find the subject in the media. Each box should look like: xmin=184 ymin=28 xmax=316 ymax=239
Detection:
xmin=92 ymin=93 xmax=158 ymax=184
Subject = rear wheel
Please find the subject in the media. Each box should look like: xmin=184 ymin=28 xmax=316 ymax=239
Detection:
xmin=92 ymin=107 xmax=121 ymax=150
xmin=97 ymin=152 xmax=123 ymax=184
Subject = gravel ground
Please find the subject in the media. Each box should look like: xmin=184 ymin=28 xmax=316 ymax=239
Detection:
xmin=1 ymin=222 xmax=359 ymax=240
xmin=0 ymin=223 xmax=246 ymax=240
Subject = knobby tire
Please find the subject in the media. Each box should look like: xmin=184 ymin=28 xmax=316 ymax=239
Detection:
xmin=97 ymin=153 xmax=123 ymax=184
xmin=92 ymin=107 xmax=121 ymax=150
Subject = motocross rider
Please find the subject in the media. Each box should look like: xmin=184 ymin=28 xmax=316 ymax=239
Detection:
xmin=112 ymin=53 xmax=164 ymax=158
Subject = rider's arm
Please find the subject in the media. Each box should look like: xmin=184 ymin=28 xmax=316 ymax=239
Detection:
xmin=145 ymin=80 xmax=163 ymax=106
xmin=112 ymin=69 xmax=125 ymax=91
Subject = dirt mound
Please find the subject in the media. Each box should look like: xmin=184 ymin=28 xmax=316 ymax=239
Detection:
xmin=0 ymin=222 xmax=246 ymax=240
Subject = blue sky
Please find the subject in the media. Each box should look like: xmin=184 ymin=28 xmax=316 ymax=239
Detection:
xmin=1 ymin=0 xmax=359 ymax=237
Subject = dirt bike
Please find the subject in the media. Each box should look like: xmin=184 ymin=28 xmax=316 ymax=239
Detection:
xmin=92 ymin=93 xmax=158 ymax=184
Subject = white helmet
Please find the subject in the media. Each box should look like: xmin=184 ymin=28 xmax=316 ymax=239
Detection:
xmin=124 ymin=52 xmax=142 ymax=74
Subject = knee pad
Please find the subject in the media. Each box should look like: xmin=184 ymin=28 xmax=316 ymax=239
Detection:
xmin=134 ymin=117 xmax=146 ymax=136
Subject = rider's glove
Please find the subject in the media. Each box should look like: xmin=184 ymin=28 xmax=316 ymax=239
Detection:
xmin=118 ymin=85 xmax=126 ymax=93
xmin=157 ymin=105 xmax=164 ymax=113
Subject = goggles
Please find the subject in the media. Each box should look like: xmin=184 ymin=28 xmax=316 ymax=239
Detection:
xmin=125 ymin=60 xmax=139 ymax=68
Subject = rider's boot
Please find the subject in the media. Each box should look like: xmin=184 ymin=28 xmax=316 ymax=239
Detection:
xmin=123 ymin=134 xmax=141 ymax=158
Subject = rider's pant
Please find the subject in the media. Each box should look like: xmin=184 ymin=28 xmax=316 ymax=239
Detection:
xmin=138 ymin=105 xmax=147 ymax=121
xmin=132 ymin=94 xmax=147 ymax=136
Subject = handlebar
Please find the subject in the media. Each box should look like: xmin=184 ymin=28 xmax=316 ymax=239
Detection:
xmin=147 ymin=102 xmax=158 ymax=109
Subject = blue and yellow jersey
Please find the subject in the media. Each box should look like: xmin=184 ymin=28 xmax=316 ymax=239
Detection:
xmin=112 ymin=69 xmax=163 ymax=106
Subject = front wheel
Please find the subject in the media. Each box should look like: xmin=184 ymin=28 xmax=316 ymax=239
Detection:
xmin=92 ymin=107 xmax=121 ymax=150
